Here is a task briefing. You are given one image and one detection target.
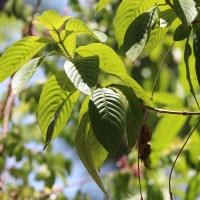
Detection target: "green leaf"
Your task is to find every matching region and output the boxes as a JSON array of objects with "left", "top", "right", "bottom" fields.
[
  {"left": 150, "top": 115, "right": 187, "bottom": 168},
  {"left": 64, "top": 56, "right": 99, "bottom": 95},
  {"left": 115, "top": 0, "right": 157, "bottom": 48},
  {"left": 12, "top": 56, "right": 47, "bottom": 95},
  {"left": 76, "top": 43, "right": 127, "bottom": 74},
  {"left": 65, "top": 18, "right": 107, "bottom": 42},
  {"left": 110, "top": 84, "right": 143, "bottom": 150},
  {"left": 36, "top": 10, "right": 71, "bottom": 30},
  {"left": 173, "top": 24, "right": 192, "bottom": 41},
  {"left": 184, "top": 38, "right": 200, "bottom": 108},
  {"left": 96, "top": 0, "right": 113, "bottom": 12},
  {"left": 75, "top": 112, "right": 108, "bottom": 196},
  {"left": 89, "top": 88, "right": 126, "bottom": 153},
  {"left": 38, "top": 71, "right": 80, "bottom": 148},
  {"left": 145, "top": 9, "right": 177, "bottom": 55},
  {"left": 124, "top": 7, "right": 157, "bottom": 62},
  {"left": 173, "top": 0, "right": 198, "bottom": 26},
  {"left": 0, "top": 36, "right": 48, "bottom": 82}
]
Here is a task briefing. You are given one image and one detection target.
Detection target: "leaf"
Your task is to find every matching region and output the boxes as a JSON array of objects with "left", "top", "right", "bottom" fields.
[
  {"left": 173, "top": 0, "right": 198, "bottom": 26},
  {"left": 89, "top": 88, "right": 126, "bottom": 153},
  {"left": 76, "top": 43, "right": 127, "bottom": 74},
  {"left": 75, "top": 112, "right": 108, "bottom": 196},
  {"left": 173, "top": 24, "right": 192, "bottom": 41},
  {"left": 110, "top": 84, "right": 143, "bottom": 150},
  {"left": 38, "top": 71, "right": 80, "bottom": 148},
  {"left": 12, "top": 56, "right": 47, "bottom": 95},
  {"left": 0, "top": 36, "right": 48, "bottom": 82},
  {"left": 96, "top": 0, "right": 113, "bottom": 12},
  {"left": 64, "top": 56, "right": 99, "bottom": 95},
  {"left": 115, "top": 0, "right": 157, "bottom": 48},
  {"left": 145, "top": 9, "right": 177, "bottom": 55},
  {"left": 124, "top": 7, "right": 157, "bottom": 62},
  {"left": 150, "top": 115, "right": 187, "bottom": 168},
  {"left": 65, "top": 18, "right": 107, "bottom": 42},
  {"left": 184, "top": 38, "right": 200, "bottom": 108},
  {"left": 36, "top": 10, "right": 71, "bottom": 30}
]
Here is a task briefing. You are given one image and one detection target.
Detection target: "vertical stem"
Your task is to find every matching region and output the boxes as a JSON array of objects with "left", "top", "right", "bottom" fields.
[{"left": 138, "top": 151, "right": 143, "bottom": 200}]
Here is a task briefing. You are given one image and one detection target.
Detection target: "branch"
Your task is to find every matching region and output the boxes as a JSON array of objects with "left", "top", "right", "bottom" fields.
[{"left": 142, "top": 105, "right": 200, "bottom": 116}]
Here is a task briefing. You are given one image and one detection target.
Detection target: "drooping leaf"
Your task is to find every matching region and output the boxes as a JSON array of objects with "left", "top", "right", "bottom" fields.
[
  {"left": 150, "top": 115, "right": 187, "bottom": 168},
  {"left": 38, "top": 71, "right": 80, "bottom": 148},
  {"left": 96, "top": 0, "right": 113, "bottom": 12},
  {"left": 12, "top": 56, "right": 47, "bottom": 95},
  {"left": 173, "top": 0, "right": 198, "bottom": 26},
  {"left": 115, "top": 0, "right": 157, "bottom": 48},
  {"left": 173, "top": 24, "right": 192, "bottom": 41},
  {"left": 145, "top": 9, "right": 177, "bottom": 55},
  {"left": 124, "top": 7, "right": 157, "bottom": 62},
  {"left": 76, "top": 43, "right": 127, "bottom": 74},
  {"left": 75, "top": 112, "right": 108, "bottom": 196},
  {"left": 0, "top": 36, "right": 48, "bottom": 82},
  {"left": 89, "top": 88, "right": 126, "bottom": 153},
  {"left": 36, "top": 10, "right": 71, "bottom": 30},
  {"left": 64, "top": 56, "right": 99, "bottom": 95},
  {"left": 65, "top": 18, "right": 107, "bottom": 42},
  {"left": 193, "top": 23, "right": 200, "bottom": 86},
  {"left": 110, "top": 84, "right": 143, "bottom": 150},
  {"left": 184, "top": 38, "right": 200, "bottom": 108}
]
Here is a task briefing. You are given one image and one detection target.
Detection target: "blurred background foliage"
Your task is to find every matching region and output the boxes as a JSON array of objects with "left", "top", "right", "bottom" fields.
[{"left": 0, "top": 0, "right": 200, "bottom": 199}]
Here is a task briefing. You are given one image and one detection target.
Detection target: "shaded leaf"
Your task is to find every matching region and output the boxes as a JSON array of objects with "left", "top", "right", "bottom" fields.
[
  {"left": 173, "top": 24, "right": 192, "bottom": 41},
  {"left": 76, "top": 43, "right": 127, "bottom": 74},
  {"left": 115, "top": 0, "right": 157, "bottom": 47},
  {"left": 173, "top": 0, "right": 198, "bottom": 26},
  {"left": 184, "top": 38, "right": 200, "bottom": 108},
  {"left": 64, "top": 56, "right": 99, "bottom": 95},
  {"left": 96, "top": 0, "right": 113, "bottom": 12},
  {"left": 89, "top": 88, "right": 126, "bottom": 153},
  {"left": 38, "top": 71, "right": 80, "bottom": 148},
  {"left": 124, "top": 7, "right": 157, "bottom": 62},
  {"left": 0, "top": 36, "right": 48, "bottom": 82},
  {"left": 75, "top": 112, "right": 108, "bottom": 196}
]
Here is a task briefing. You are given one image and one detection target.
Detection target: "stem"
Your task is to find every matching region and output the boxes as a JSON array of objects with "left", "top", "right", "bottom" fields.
[
  {"left": 168, "top": 119, "right": 200, "bottom": 200},
  {"left": 165, "top": 0, "right": 174, "bottom": 8},
  {"left": 142, "top": 105, "right": 200, "bottom": 116},
  {"left": 138, "top": 151, "right": 143, "bottom": 200},
  {"left": 151, "top": 42, "right": 174, "bottom": 100}
]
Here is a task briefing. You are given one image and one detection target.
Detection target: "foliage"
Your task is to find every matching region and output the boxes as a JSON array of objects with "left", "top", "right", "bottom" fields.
[{"left": 1, "top": 0, "right": 200, "bottom": 199}]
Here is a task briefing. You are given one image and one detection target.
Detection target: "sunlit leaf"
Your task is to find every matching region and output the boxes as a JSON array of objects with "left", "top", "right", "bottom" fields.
[
  {"left": 89, "top": 88, "right": 126, "bottom": 153},
  {"left": 64, "top": 56, "right": 99, "bottom": 95},
  {"left": 173, "top": 0, "right": 198, "bottom": 26},
  {"left": 76, "top": 43, "right": 127, "bottom": 74},
  {"left": 96, "top": 0, "right": 113, "bottom": 12},
  {"left": 38, "top": 71, "right": 80, "bottom": 148},
  {"left": 115, "top": 0, "right": 157, "bottom": 47},
  {"left": 0, "top": 36, "right": 48, "bottom": 82},
  {"left": 75, "top": 112, "right": 108, "bottom": 196},
  {"left": 124, "top": 7, "right": 157, "bottom": 62}
]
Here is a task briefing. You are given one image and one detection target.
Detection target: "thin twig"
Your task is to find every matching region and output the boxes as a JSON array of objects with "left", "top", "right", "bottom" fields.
[
  {"left": 138, "top": 152, "right": 143, "bottom": 200},
  {"left": 151, "top": 42, "right": 175, "bottom": 100},
  {"left": 168, "top": 119, "right": 200, "bottom": 200},
  {"left": 142, "top": 105, "right": 200, "bottom": 116}
]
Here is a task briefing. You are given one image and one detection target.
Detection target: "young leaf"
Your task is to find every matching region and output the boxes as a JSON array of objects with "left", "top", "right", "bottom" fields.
[
  {"left": 173, "top": 24, "right": 192, "bottom": 41},
  {"left": 89, "top": 88, "right": 126, "bottom": 153},
  {"left": 36, "top": 10, "right": 71, "bottom": 30},
  {"left": 75, "top": 112, "right": 108, "bottom": 196},
  {"left": 76, "top": 43, "right": 127, "bottom": 74},
  {"left": 12, "top": 57, "right": 45, "bottom": 95},
  {"left": 184, "top": 38, "right": 200, "bottom": 108},
  {"left": 64, "top": 56, "right": 99, "bottom": 95},
  {"left": 38, "top": 71, "right": 80, "bottom": 148},
  {"left": 115, "top": 0, "right": 157, "bottom": 48},
  {"left": 0, "top": 36, "right": 48, "bottom": 82},
  {"left": 96, "top": 0, "right": 113, "bottom": 12},
  {"left": 124, "top": 7, "right": 157, "bottom": 62},
  {"left": 65, "top": 18, "right": 107, "bottom": 43},
  {"left": 110, "top": 84, "right": 143, "bottom": 150},
  {"left": 173, "top": 0, "right": 198, "bottom": 26}
]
